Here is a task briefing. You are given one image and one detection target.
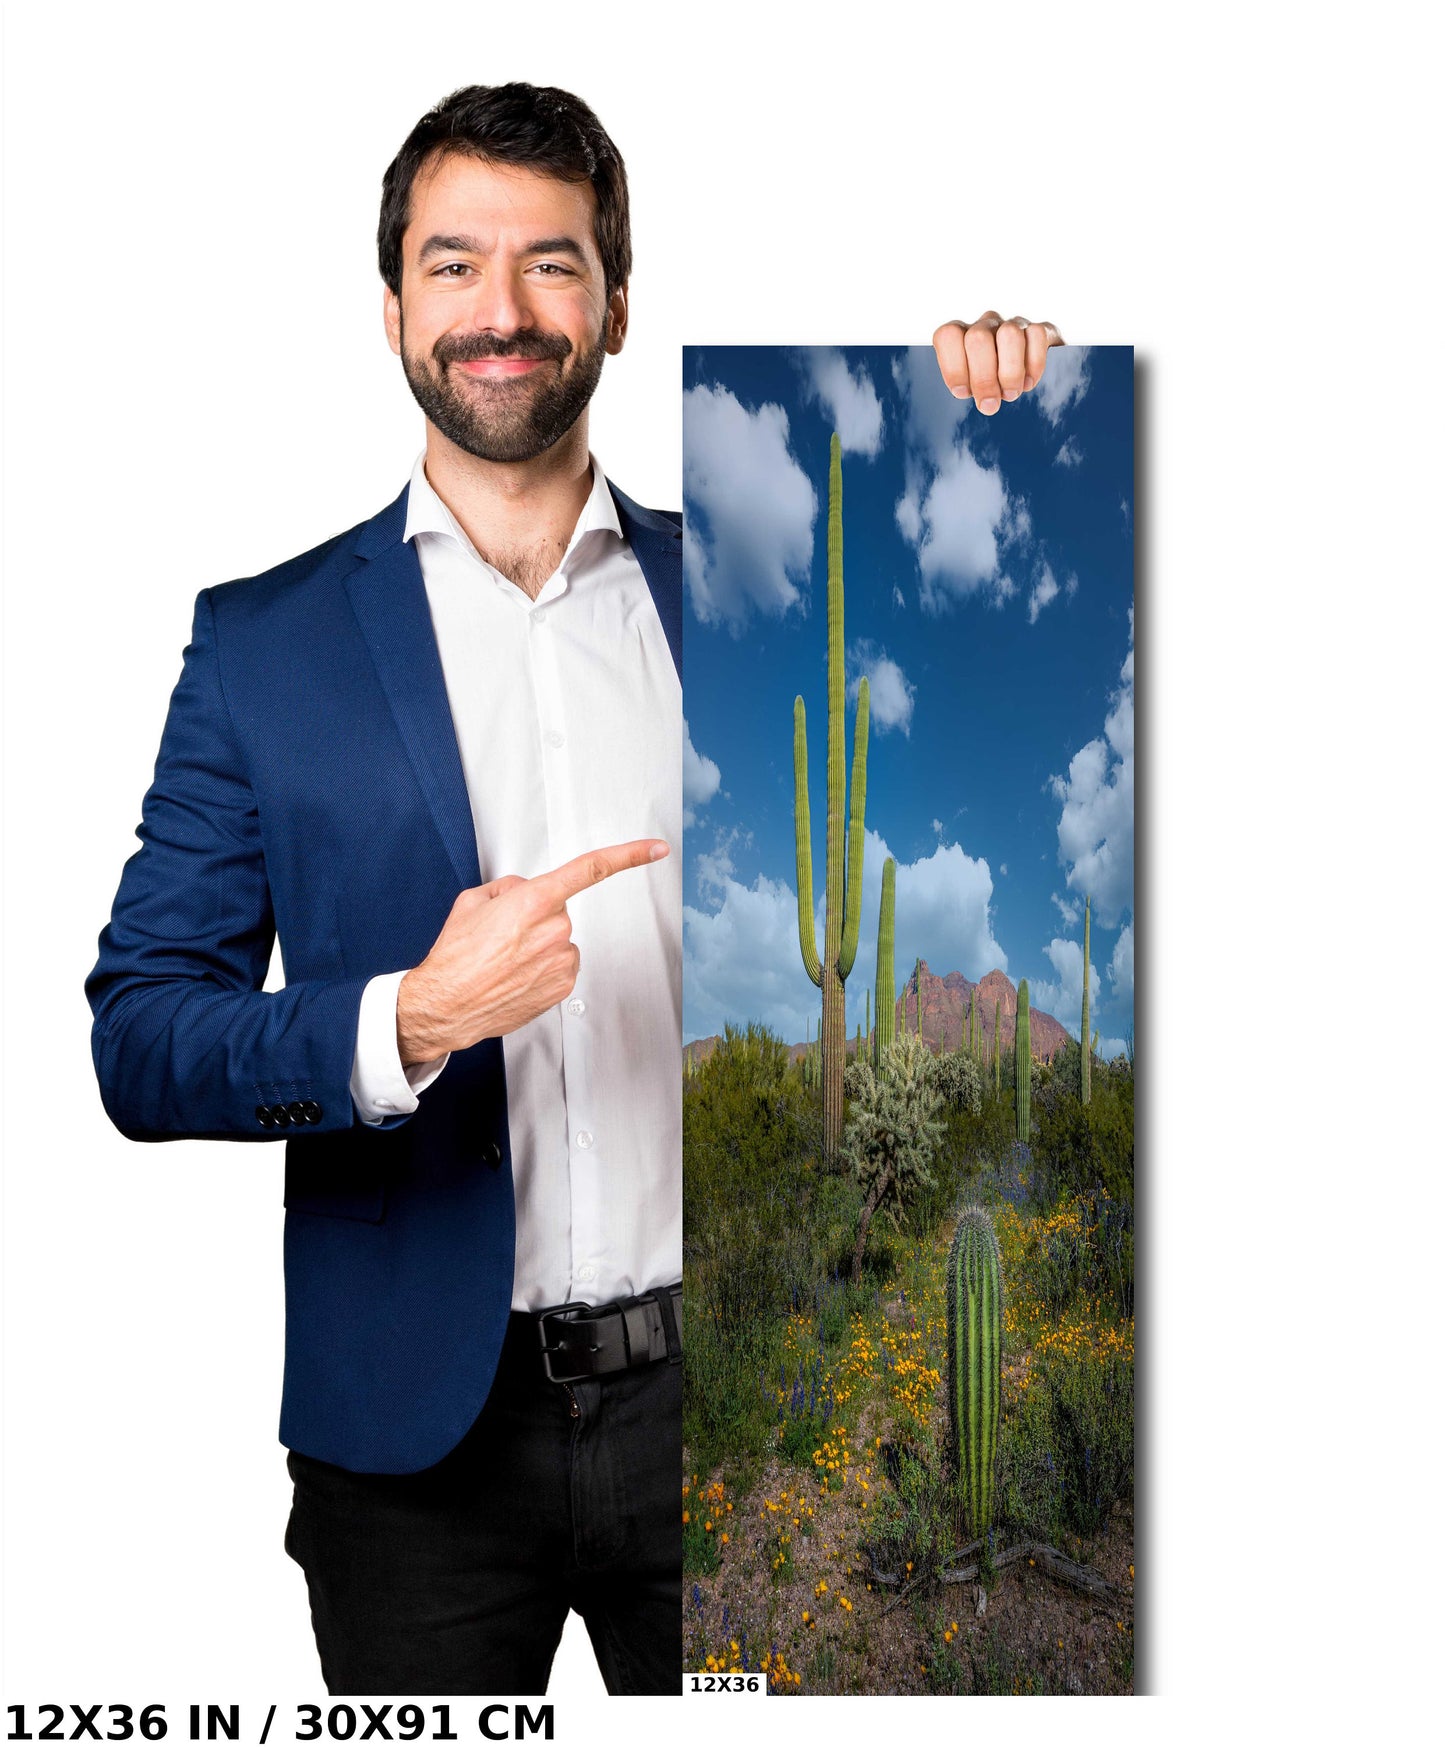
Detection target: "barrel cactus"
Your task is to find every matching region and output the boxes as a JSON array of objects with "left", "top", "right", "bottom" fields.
[{"left": 946, "top": 1206, "right": 1004, "bottom": 1540}]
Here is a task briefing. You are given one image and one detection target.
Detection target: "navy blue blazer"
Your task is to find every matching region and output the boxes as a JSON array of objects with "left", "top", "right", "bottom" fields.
[{"left": 86, "top": 480, "right": 683, "bottom": 1474}]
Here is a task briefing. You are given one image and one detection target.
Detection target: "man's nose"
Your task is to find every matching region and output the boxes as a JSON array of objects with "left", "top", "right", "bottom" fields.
[{"left": 462, "top": 267, "right": 533, "bottom": 338}]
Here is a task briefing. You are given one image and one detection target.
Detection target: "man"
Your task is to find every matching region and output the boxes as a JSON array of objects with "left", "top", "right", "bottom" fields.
[{"left": 86, "top": 81, "right": 1063, "bottom": 1697}]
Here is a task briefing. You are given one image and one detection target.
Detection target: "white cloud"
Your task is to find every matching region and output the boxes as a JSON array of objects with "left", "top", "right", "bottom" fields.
[
  {"left": 1048, "top": 616, "right": 1134, "bottom": 926},
  {"left": 683, "top": 825, "right": 1007, "bottom": 1044},
  {"left": 1026, "top": 562, "right": 1078, "bottom": 624},
  {"left": 847, "top": 639, "right": 915, "bottom": 736},
  {"left": 891, "top": 584, "right": 906, "bottom": 610},
  {"left": 931, "top": 819, "right": 944, "bottom": 837},
  {"left": 890, "top": 347, "right": 1035, "bottom": 615},
  {"left": 1000, "top": 863, "right": 1008, "bottom": 877},
  {"left": 1034, "top": 345, "right": 1092, "bottom": 426},
  {"left": 1029, "top": 937, "right": 1101, "bottom": 1038},
  {"left": 1055, "top": 436, "right": 1084, "bottom": 468},
  {"left": 1109, "top": 923, "right": 1134, "bottom": 1003},
  {"left": 908, "top": 445, "right": 1012, "bottom": 613},
  {"left": 795, "top": 348, "right": 885, "bottom": 457},
  {"left": 682, "top": 384, "right": 817, "bottom": 634},
  {"left": 683, "top": 872, "right": 820, "bottom": 1045},
  {"left": 1052, "top": 891, "right": 1082, "bottom": 928},
  {"left": 682, "top": 719, "right": 720, "bottom": 829}
]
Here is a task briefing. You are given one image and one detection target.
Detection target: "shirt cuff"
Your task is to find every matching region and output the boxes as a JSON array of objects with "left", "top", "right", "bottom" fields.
[{"left": 350, "top": 969, "right": 450, "bottom": 1126}]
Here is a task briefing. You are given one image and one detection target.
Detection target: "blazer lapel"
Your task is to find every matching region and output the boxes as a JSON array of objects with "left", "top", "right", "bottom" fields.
[
  {"left": 610, "top": 484, "right": 683, "bottom": 685},
  {"left": 345, "top": 487, "right": 482, "bottom": 894}
]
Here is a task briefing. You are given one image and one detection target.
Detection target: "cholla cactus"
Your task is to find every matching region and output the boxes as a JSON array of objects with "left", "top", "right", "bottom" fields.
[
  {"left": 946, "top": 1206, "right": 1004, "bottom": 1539},
  {"left": 840, "top": 1031, "right": 943, "bottom": 1284}
]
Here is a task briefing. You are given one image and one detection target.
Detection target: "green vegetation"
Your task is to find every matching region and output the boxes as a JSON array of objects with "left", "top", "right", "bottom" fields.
[{"left": 683, "top": 1001, "right": 1134, "bottom": 1695}]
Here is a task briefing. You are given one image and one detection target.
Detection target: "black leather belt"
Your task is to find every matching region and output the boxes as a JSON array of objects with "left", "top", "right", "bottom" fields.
[{"left": 534, "top": 1284, "right": 683, "bottom": 1384}]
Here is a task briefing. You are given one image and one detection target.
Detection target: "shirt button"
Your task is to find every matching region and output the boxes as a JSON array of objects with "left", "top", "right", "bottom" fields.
[
  {"left": 575, "top": 1129, "right": 594, "bottom": 1150},
  {"left": 567, "top": 997, "right": 586, "bottom": 1017},
  {"left": 545, "top": 729, "right": 565, "bottom": 749},
  {"left": 576, "top": 1263, "right": 597, "bottom": 1284}
]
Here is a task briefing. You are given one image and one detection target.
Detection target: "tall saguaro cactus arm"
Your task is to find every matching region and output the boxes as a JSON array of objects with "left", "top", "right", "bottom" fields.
[
  {"left": 875, "top": 859, "right": 897, "bottom": 1056},
  {"left": 790, "top": 433, "right": 872, "bottom": 1161},
  {"left": 793, "top": 698, "right": 822, "bottom": 987},
  {"left": 838, "top": 680, "right": 869, "bottom": 980}
]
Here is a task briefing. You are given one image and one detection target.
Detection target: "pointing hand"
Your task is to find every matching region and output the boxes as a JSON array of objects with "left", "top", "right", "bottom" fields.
[{"left": 396, "top": 839, "right": 671, "bottom": 1065}]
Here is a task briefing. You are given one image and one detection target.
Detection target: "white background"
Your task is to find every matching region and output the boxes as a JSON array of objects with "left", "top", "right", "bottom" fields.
[{"left": 2, "top": 1, "right": 1439, "bottom": 1739}]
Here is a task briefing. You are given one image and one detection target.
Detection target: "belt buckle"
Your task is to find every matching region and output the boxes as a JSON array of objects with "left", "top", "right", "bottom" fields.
[{"left": 537, "top": 1299, "right": 592, "bottom": 1384}]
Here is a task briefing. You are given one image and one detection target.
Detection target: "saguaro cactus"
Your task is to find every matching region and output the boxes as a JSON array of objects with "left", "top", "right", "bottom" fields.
[
  {"left": 946, "top": 1206, "right": 1004, "bottom": 1540},
  {"left": 916, "top": 960, "right": 924, "bottom": 1040},
  {"left": 1080, "top": 895, "right": 1092, "bottom": 1106},
  {"left": 875, "top": 859, "right": 896, "bottom": 1062},
  {"left": 993, "top": 997, "right": 1001, "bottom": 1096},
  {"left": 794, "top": 434, "right": 870, "bottom": 1160},
  {"left": 1015, "top": 979, "right": 1031, "bottom": 1142}
]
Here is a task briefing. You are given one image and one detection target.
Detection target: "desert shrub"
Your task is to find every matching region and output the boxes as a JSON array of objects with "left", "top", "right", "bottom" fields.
[
  {"left": 931, "top": 1050, "right": 982, "bottom": 1115},
  {"left": 865, "top": 1445, "right": 959, "bottom": 1581},
  {"left": 997, "top": 1346, "right": 1133, "bottom": 1542},
  {"left": 684, "top": 1024, "right": 826, "bottom": 1468},
  {"left": 1031, "top": 1077, "right": 1134, "bottom": 1207}
]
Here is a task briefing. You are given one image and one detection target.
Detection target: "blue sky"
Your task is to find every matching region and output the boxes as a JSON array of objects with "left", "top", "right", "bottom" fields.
[{"left": 681, "top": 344, "right": 1133, "bottom": 1056}]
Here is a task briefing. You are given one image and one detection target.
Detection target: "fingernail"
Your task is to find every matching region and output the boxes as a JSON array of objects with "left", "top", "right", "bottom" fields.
[
  {"left": 950, "top": 385, "right": 970, "bottom": 399},
  {"left": 979, "top": 397, "right": 1000, "bottom": 415},
  {"left": 650, "top": 843, "right": 671, "bottom": 860},
  {"left": 1004, "top": 389, "right": 1020, "bottom": 402}
]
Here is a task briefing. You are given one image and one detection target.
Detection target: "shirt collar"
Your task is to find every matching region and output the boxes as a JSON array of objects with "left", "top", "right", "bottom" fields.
[{"left": 402, "top": 450, "right": 623, "bottom": 567}]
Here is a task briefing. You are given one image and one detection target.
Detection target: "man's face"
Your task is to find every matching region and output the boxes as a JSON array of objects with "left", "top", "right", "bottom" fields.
[{"left": 384, "top": 150, "right": 627, "bottom": 464}]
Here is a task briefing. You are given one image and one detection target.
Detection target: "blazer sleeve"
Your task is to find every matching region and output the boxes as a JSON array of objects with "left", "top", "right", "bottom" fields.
[{"left": 85, "top": 587, "right": 390, "bottom": 1142}]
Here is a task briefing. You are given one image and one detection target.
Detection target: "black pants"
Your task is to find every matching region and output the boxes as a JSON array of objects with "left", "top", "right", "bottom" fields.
[{"left": 284, "top": 1313, "right": 682, "bottom": 1695}]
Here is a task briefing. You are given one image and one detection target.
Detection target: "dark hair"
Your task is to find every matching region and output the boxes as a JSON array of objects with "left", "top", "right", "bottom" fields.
[{"left": 377, "top": 83, "right": 631, "bottom": 301}]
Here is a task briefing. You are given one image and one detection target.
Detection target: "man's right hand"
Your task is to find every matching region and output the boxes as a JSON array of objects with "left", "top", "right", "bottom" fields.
[{"left": 395, "top": 839, "right": 671, "bottom": 1066}]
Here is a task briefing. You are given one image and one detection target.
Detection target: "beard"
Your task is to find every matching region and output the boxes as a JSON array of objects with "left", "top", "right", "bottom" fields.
[{"left": 399, "top": 313, "right": 608, "bottom": 464}]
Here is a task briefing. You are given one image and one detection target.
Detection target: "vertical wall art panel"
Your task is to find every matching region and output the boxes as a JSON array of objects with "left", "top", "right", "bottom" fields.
[{"left": 682, "top": 345, "right": 1135, "bottom": 1695}]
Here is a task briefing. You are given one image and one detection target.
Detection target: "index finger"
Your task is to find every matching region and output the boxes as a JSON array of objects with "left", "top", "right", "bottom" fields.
[{"left": 532, "top": 838, "right": 671, "bottom": 904}]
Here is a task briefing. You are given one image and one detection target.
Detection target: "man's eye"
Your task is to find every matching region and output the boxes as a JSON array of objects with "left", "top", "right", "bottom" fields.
[
  {"left": 433, "top": 263, "right": 472, "bottom": 278},
  {"left": 532, "top": 263, "right": 572, "bottom": 277}
]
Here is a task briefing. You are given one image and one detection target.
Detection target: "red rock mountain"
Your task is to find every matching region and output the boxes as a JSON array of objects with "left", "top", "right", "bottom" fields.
[{"left": 683, "top": 964, "right": 1070, "bottom": 1068}]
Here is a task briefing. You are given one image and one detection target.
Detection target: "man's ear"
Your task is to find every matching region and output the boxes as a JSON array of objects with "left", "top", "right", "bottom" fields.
[
  {"left": 383, "top": 284, "right": 402, "bottom": 357},
  {"left": 605, "top": 280, "right": 629, "bottom": 355}
]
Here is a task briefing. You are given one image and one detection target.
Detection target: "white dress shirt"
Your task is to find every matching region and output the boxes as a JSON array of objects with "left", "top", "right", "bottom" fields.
[{"left": 348, "top": 452, "right": 682, "bottom": 1311}]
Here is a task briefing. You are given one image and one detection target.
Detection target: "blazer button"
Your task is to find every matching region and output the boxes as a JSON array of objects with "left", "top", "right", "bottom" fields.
[
  {"left": 270, "top": 1103, "right": 292, "bottom": 1127},
  {"left": 482, "top": 1140, "right": 502, "bottom": 1169},
  {"left": 256, "top": 1105, "right": 275, "bottom": 1128},
  {"left": 300, "top": 1100, "right": 322, "bottom": 1124},
  {"left": 287, "top": 1101, "right": 308, "bottom": 1125}
]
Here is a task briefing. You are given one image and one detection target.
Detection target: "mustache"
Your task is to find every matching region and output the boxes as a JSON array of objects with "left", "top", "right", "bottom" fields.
[{"left": 435, "top": 332, "right": 573, "bottom": 366}]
